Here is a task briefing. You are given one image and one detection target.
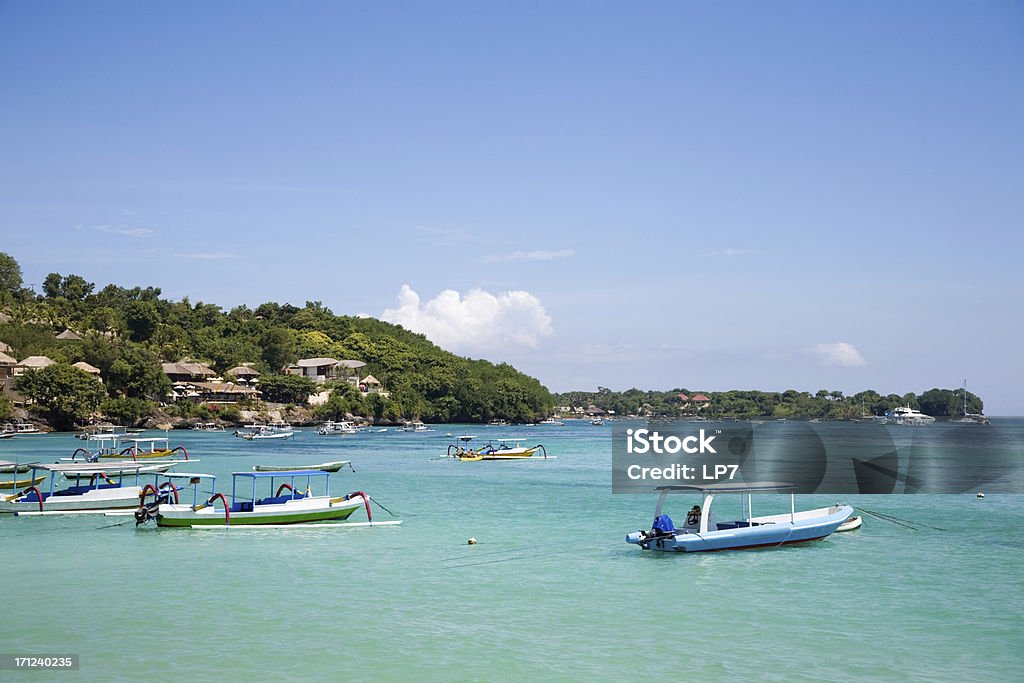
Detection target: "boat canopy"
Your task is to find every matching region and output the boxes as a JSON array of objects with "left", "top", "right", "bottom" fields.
[
  {"left": 34, "top": 462, "right": 154, "bottom": 474},
  {"left": 232, "top": 469, "right": 331, "bottom": 479},
  {"left": 654, "top": 481, "right": 796, "bottom": 493},
  {"left": 160, "top": 472, "right": 216, "bottom": 480}
]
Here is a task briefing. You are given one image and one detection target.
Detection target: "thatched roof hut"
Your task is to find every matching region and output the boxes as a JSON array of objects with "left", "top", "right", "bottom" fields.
[
  {"left": 72, "top": 361, "right": 102, "bottom": 375},
  {"left": 56, "top": 329, "right": 82, "bottom": 341},
  {"left": 17, "top": 355, "right": 56, "bottom": 370},
  {"left": 0, "top": 351, "right": 16, "bottom": 365},
  {"left": 361, "top": 374, "right": 381, "bottom": 385},
  {"left": 227, "top": 365, "right": 261, "bottom": 377}
]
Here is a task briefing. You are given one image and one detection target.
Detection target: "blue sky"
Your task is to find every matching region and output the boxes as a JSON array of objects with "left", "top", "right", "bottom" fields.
[{"left": 1, "top": 2, "right": 1021, "bottom": 411}]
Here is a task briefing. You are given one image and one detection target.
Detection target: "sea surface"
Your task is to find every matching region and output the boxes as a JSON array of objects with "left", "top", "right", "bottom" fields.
[{"left": 1, "top": 420, "right": 1022, "bottom": 681}]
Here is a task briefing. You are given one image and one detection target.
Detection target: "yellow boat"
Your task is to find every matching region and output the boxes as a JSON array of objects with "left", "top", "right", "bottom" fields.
[
  {"left": 447, "top": 436, "right": 548, "bottom": 461},
  {"left": 1, "top": 474, "right": 47, "bottom": 490},
  {"left": 97, "top": 437, "right": 188, "bottom": 460}
]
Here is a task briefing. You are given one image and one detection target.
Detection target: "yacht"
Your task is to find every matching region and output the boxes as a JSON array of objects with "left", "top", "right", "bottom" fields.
[{"left": 884, "top": 406, "right": 935, "bottom": 425}]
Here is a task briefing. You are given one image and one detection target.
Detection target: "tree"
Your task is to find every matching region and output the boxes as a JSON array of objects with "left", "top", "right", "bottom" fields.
[
  {"left": 15, "top": 364, "right": 107, "bottom": 429},
  {"left": 42, "top": 272, "right": 62, "bottom": 299},
  {"left": 0, "top": 252, "right": 23, "bottom": 302},
  {"left": 260, "top": 327, "right": 296, "bottom": 372},
  {"left": 258, "top": 374, "right": 316, "bottom": 404}
]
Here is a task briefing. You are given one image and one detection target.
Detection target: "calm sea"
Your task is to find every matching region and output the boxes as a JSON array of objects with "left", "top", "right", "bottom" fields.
[{"left": 2, "top": 420, "right": 1022, "bottom": 681}]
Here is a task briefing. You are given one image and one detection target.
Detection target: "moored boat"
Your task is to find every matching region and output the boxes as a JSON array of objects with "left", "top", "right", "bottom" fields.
[
  {"left": 317, "top": 420, "right": 359, "bottom": 435},
  {"left": 97, "top": 437, "right": 188, "bottom": 460},
  {"left": 1, "top": 462, "right": 182, "bottom": 514},
  {"left": 625, "top": 483, "right": 852, "bottom": 552},
  {"left": 447, "top": 436, "right": 549, "bottom": 461},
  {"left": 883, "top": 406, "right": 935, "bottom": 425},
  {"left": 135, "top": 469, "right": 383, "bottom": 528},
  {"left": 253, "top": 461, "right": 352, "bottom": 473}
]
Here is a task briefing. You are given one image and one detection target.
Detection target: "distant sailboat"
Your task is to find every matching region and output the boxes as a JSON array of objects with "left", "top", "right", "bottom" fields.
[{"left": 951, "top": 379, "right": 990, "bottom": 425}]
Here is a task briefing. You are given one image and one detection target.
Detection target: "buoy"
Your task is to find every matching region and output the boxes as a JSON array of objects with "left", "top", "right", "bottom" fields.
[
  {"left": 467, "top": 537, "right": 477, "bottom": 545},
  {"left": 977, "top": 492, "right": 985, "bottom": 499}
]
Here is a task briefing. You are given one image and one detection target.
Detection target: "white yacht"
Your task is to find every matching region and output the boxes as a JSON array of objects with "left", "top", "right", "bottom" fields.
[{"left": 884, "top": 406, "right": 935, "bottom": 425}]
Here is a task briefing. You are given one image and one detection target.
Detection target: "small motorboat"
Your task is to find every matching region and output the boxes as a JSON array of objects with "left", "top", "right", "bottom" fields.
[{"left": 626, "top": 483, "right": 852, "bottom": 553}]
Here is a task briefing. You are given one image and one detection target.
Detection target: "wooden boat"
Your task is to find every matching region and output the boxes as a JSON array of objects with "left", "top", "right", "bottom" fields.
[
  {"left": 0, "top": 462, "right": 182, "bottom": 514},
  {"left": 253, "top": 461, "right": 352, "bottom": 473},
  {"left": 135, "top": 469, "right": 382, "bottom": 528},
  {"left": 0, "top": 461, "right": 46, "bottom": 490},
  {"left": 626, "top": 483, "right": 852, "bottom": 553},
  {"left": 447, "top": 436, "right": 549, "bottom": 461},
  {"left": 96, "top": 437, "right": 188, "bottom": 460}
]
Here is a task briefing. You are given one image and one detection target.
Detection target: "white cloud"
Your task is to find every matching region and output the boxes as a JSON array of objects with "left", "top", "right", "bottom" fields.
[
  {"left": 173, "top": 251, "right": 241, "bottom": 260},
  {"left": 708, "top": 248, "right": 757, "bottom": 257},
  {"left": 93, "top": 225, "right": 155, "bottom": 237},
  {"left": 381, "top": 285, "right": 553, "bottom": 354},
  {"left": 811, "top": 342, "right": 866, "bottom": 367},
  {"left": 484, "top": 249, "right": 575, "bottom": 262}
]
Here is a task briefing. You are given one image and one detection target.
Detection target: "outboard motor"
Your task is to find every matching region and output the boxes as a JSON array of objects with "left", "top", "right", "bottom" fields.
[{"left": 135, "top": 492, "right": 169, "bottom": 526}]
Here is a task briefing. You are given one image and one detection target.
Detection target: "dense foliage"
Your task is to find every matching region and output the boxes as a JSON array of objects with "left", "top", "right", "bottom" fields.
[
  {"left": 14, "top": 364, "right": 107, "bottom": 429},
  {"left": 554, "top": 386, "right": 985, "bottom": 419},
  {"left": 0, "top": 253, "right": 554, "bottom": 423}
]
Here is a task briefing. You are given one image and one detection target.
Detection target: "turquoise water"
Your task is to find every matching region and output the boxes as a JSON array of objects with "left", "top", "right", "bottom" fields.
[{"left": 2, "top": 422, "right": 1022, "bottom": 681}]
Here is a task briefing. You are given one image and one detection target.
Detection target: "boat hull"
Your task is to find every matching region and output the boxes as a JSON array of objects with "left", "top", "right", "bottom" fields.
[
  {"left": 0, "top": 474, "right": 47, "bottom": 490},
  {"left": 635, "top": 505, "right": 852, "bottom": 553},
  {"left": 1, "top": 486, "right": 142, "bottom": 513},
  {"left": 154, "top": 496, "right": 363, "bottom": 527}
]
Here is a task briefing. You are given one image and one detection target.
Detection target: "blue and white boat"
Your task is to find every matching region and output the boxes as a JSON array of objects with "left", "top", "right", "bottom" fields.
[
  {"left": 0, "top": 462, "right": 184, "bottom": 515},
  {"left": 626, "top": 483, "right": 852, "bottom": 552}
]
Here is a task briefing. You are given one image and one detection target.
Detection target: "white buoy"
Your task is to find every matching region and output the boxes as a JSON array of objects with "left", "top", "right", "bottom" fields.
[
  {"left": 467, "top": 537, "right": 477, "bottom": 545},
  {"left": 977, "top": 492, "right": 985, "bottom": 499}
]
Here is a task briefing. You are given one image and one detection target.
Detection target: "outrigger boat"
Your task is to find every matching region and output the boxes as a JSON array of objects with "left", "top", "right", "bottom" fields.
[
  {"left": 399, "top": 420, "right": 431, "bottom": 432},
  {"left": 626, "top": 483, "right": 852, "bottom": 553},
  {"left": 67, "top": 435, "right": 189, "bottom": 461},
  {"left": 135, "top": 469, "right": 391, "bottom": 528},
  {"left": 0, "top": 461, "right": 45, "bottom": 490},
  {"left": 447, "top": 436, "right": 549, "bottom": 461},
  {"left": 1, "top": 462, "right": 183, "bottom": 514}
]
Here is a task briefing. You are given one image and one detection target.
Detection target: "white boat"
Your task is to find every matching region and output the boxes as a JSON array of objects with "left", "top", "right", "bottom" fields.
[
  {"left": 253, "top": 461, "right": 352, "bottom": 473},
  {"left": 950, "top": 380, "right": 991, "bottom": 424},
  {"left": 837, "top": 515, "right": 862, "bottom": 532},
  {"left": 400, "top": 421, "right": 431, "bottom": 432},
  {"left": 590, "top": 420, "right": 605, "bottom": 426},
  {"left": 192, "top": 422, "right": 225, "bottom": 432},
  {"left": 0, "top": 422, "right": 45, "bottom": 435},
  {"left": 883, "top": 406, "right": 935, "bottom": 425},
  {"left": 76, "top": 424, "right": 130, "bottom": 440},
  {"left": 317, "top": 420, "right": 359, "bottom": 435},
  {"left": 236, "top": 424, "right": 295, "bottom": 440},
  {"left": 538, "top": 418, "right": 564, "bottom": 426},
  {"left": 487, "top": 419, "right": 508, "bottom": 427},
  {"left": 0, "top": 462, "right": 181, "bottom": 514},
  {"left": 626, "top": 483, "right": 852, "bottom": 553}
]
